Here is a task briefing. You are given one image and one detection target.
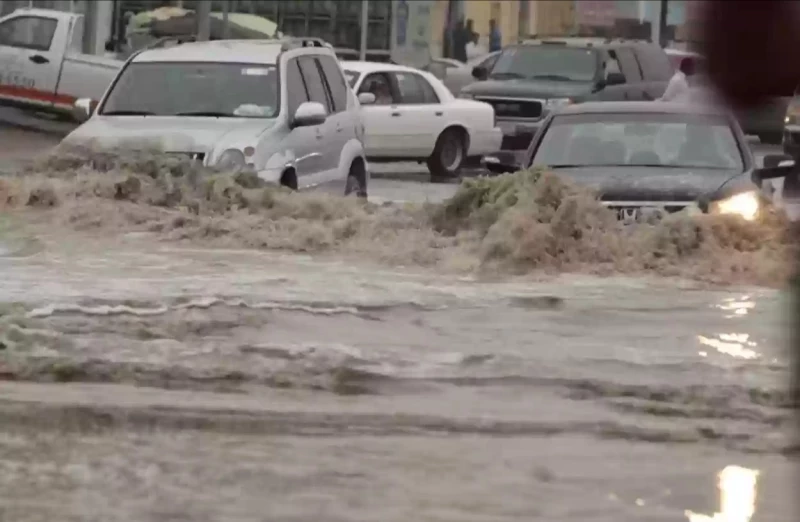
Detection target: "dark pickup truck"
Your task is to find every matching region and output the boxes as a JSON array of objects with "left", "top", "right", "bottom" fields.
[{"left": 459, "top": 38, "right": 673, "bottom": 159}]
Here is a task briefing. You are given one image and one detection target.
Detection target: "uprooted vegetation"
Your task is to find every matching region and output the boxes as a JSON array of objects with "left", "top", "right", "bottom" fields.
[{"left": 0, "top": 144, "right": 795, "bottom": 286}]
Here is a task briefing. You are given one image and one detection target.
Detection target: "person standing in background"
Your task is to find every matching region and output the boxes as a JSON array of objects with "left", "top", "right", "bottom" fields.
[
  {"left": 489, "top": 18, "right": 502, "bottom": 52},
  {"left": 452, "top": 18, "right": 468, "bottom": 62},
  {"left": 659, "top": 57, "right": 695, "bottom": 102}
]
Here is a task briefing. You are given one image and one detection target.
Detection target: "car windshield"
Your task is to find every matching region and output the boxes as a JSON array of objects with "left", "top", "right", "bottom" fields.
[
  {"left": 100, "top": 62, "right": 279, "bottom": 118},
  {"left": 344, "top": 70, "right": 359, "bottom": 88},
  {"left": 489, "top": 46, "right": 598, "bottom": 82},
  {"left": 531, "top": 112, "right": 744, "bottom": 171}
]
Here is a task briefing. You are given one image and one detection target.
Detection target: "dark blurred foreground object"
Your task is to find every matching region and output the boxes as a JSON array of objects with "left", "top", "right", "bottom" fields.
[{"left": 700, "top": 0, "right": 800, "bottom": 109}]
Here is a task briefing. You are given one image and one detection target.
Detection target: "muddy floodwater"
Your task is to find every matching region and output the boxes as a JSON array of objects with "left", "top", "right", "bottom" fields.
[{"left": 0, "top": 223, "right": 795, "bottom": 522}]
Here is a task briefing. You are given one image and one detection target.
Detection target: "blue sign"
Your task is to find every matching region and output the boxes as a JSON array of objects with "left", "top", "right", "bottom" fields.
[{"left": 396, "top": 0, "right": 409, "bottom": 46}]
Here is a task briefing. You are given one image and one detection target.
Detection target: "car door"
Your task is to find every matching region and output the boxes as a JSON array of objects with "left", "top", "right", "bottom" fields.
[
  {"left": 296, "top": 55, "right": 333, "bottom": 181},
  {"left": 595, "top": 50, "right": 629, "bottom": 102},
  {"left": 633, "top": 44, "right": 674, "bottom": 101},
  {"left": 614, "top": 47, "right": 646, "bottom": 100},
  {"left": 0, "top": 14, "right": 61, "bottom": 108},
  {"left": 384, "top": 70, "right": 441, "bottom": 156},
  {"left": 354, "top": 71, "right": 396, "bottom": 156},
  {"left": 315, "top": 54, "right": 353, "bottom": 176},
  {"left": 284, "top": 57, "right": 321, "bottom": 180}
]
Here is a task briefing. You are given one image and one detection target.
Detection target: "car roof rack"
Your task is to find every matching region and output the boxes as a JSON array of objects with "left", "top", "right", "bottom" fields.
[
  {"left": 145, "top": 34, "right": 198, "bottom": 50},
  {"left": 279, "top": 37, "right": 333, "bottom": 52}
]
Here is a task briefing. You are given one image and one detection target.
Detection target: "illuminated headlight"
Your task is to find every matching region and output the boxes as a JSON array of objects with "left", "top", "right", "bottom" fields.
[
  {"left": 711, "top": 191, "right": 760, "bottom": 221},
  {"left": 545, "top": 98, "right": 572, "bottom": 107},
  {"left": 216, "top": 148, "right": 246, "bottom": 171}
]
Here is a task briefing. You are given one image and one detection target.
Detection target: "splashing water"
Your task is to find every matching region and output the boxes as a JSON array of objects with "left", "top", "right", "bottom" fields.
[{"left": 0, "top": 143, "right": 795, "bottom": 286}]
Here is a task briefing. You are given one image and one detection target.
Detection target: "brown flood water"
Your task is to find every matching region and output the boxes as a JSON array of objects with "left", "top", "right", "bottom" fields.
[{"left": 0, "top": 223, "right": 795, "bottom": 522}]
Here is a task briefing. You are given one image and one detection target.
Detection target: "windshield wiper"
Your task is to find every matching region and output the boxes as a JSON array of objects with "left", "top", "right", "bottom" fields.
[
  {"left": 488, "top": 72, "right": 525, "bottom": 79},
  {"left": 101, "top": 110, "right": 155, "bottom": 116},
  {"left": 174, "top": 111, "right": 232, "bottom": 117},
  {"left": 531, "top": 74, "right": 574, "bottom": 81}
]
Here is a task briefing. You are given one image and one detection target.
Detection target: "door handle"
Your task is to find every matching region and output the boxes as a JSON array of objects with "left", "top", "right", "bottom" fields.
[
  {"left": 29, "top": 54, "right": 49, "bottom": 64},
  {"left": 391, "top": 112, "right": 401, "bottom": 117},
  {"left": 434, "top": 111, "right": 443, "bottom": 116}
]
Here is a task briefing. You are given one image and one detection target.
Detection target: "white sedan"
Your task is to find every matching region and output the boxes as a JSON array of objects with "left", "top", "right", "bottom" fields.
[{"left": 341, "top": 61, "right": 502, "bottom": 182}]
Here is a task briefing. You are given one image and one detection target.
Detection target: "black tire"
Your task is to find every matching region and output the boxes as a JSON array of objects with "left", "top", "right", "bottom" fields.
[
  {"left": 427, "top": 128, "right": 466, "bottom": 183},
  {"left": 344, "top": 159, "right": 368, "bottom": 199},
  {"left": 759, "top": 132, "right": 783, "bottom": 145}
]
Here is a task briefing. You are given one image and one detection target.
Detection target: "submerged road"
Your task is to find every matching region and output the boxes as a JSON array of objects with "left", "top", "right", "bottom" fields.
[{"left": 0, "top": 109, "right": 794, "bottom": 521}]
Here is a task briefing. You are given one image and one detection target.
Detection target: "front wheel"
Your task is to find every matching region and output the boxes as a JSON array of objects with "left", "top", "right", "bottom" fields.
[
  {"left": 427, "top": 128, "right": 465, "bottom": 183},
  {"left": 344, "top": 159, "right": 368, "bottom": 198}
]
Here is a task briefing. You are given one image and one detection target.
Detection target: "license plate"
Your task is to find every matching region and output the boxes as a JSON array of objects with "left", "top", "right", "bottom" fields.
[{"left": 617, "top": 206, "right": 664, "bottom": 223}]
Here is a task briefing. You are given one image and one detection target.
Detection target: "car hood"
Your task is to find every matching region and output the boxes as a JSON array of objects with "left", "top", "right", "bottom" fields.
[
  {"left": 463, "top": 79, "right": 594, "bottom": 99},
  {"left": 64, "top": 116, "right": 276, "bottom": 153},
  {"left": 545, "top": 166, "right": 748, "bottom": 202}
]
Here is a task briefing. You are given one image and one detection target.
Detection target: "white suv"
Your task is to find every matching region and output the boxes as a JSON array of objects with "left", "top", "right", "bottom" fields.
[{"left": 66, "top": 37, "right": 369, "bottom": 197}]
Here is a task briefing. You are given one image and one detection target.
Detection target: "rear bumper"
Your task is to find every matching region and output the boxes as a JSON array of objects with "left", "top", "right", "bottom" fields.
[
  {"left": 467, "top": 127, "right": 503, "bottom": 156},
  {"left": 496, "top": 118, "right": 542, "bottom": 151}
]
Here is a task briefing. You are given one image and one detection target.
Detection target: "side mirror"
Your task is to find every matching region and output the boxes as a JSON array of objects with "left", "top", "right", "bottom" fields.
[
  {"left": 291, "top": 101, "right": 327, "bottom": 128},
  {"left": 73, "top": 98, "right": 96, "bottom": 123},
  {"left": 752, "top": 163, "right": 797, "bottom": 183},
  {"left": 472, "top": 66, "right": 488, "bottom": 81},
  {"left": 762, "top": 153, "right": 794, "bottom": 168},
  {"left": 605, "top": 72, "right": 626, "bottom": 86},
  {"left": 357, "top": 92, "right": 376, "bottom": 105},
  {"left": 481, "top": 153, "right": 519, "bottom": 175}
]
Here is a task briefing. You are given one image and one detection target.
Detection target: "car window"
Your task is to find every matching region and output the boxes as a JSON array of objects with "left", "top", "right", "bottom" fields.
[
  {"left": 480, "top": 52, "right": 500, "bottom": 72},
  {"left": 358, "top": 72, "right": 397, "bottom": 105},
  {"left": 604, "top": 51, "right": 624, "bottom": 81},
  {"left": 316, "top": 55, "right": 348, "bottom": 113},
  {"left": 0, "top": 15, "right": 56, "bottom": 51},
  {"left": 490, "top": 46, "right": 598, "bottom": 82},
  {"left": 344, "top": 70, "right": 360, "bottom": 88},
  {"left": 286, "top": 58, "right": 309, "bottom": 117},
  {"left": 614, "top": 48, "right": 642, "bottom": 82},
  {"left": 391, "top": 72, "right": 439, "bottom": 104},
  {"left": 298, "top": 56, "right": 332, "bottom": 113},
  {"left": 100, "top": 62, "right": 280, "bottom": 118},
  {"left": 531, "top": 113, "right": 743, "bottom": 171},
  {"left": 634, "top": 45, "right": 673, "bottom": 81},
  {"left": 392, "top": 72, "right": 435, "bottom": 104}
]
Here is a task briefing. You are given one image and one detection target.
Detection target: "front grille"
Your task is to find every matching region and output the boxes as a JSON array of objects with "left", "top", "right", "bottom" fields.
[
  {"left": 784, "top": 130, "right": 800, "bottom": 145},
  {"left": 166, "top": 152, "right": 206, "bottom": 163},
  {"left": 476, "top": 98, "right": 543, "bottom": 119},
  {"left": 501, "top": 134, "right": 534, "bottom": 151}
]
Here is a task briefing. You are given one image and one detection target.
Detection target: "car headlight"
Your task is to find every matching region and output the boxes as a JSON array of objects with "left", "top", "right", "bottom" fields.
[
  {"left": 545, "top": 98, "right": 572, "bottom": 107},
  {"left": 711, "top": 191, "right": 760, "bottom": 221},
  {"left": 216, "top": 148, "right": 246, "bottom": 171}
]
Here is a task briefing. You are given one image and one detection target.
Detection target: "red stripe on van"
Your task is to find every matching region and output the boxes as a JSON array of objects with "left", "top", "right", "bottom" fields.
[{"left": 0, "top": 85, "right": 76, "bottom": 106}]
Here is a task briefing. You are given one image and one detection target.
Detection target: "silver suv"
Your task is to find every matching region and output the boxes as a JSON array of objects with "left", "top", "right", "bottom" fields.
[{"left": 67, "top": 37, "right": 369, "bottom": 197}]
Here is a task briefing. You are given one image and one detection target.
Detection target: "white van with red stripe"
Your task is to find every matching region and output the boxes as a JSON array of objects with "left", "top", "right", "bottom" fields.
[{"left": 0, "top": 7, "right": 120, "bottom": 118}]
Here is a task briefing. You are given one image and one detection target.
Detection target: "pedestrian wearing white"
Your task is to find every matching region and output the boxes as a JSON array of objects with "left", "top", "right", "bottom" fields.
[{"left": 660, "top": 57, "right": 695, "bottom": 102}]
